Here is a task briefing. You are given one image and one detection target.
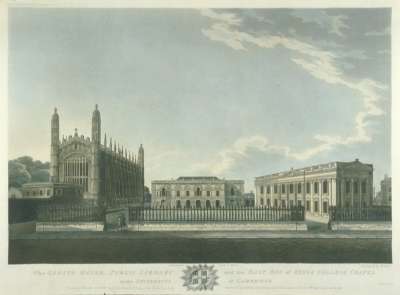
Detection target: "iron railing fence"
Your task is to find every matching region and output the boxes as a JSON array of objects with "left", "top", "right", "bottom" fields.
[
  {"left": 129, "top": 206, "right": 305, "bottom": 223},
  {"left": 37, "top": 204, "right": 102, "bottom": 222},
  {"left": 329, "top": 206, "right": 391, "bottom": 222},
  {"left": 36, "top": 204, "right": 305, "bottom": 223}
]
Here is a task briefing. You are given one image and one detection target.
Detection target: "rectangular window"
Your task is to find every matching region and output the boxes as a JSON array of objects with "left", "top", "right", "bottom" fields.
[
  {"left": 177, "top": 190, "right": 180, "bottom": 197},
  {"left": 216, "top": 191, "right": 220, "bottom": 196},
  {"left": 354, "top": 182, "right": 359, "bottom": 194},
  {"left": 274, "top": 184, "right": 278, "bottom": 194},
  {"left": 323, "top": 201, "right": 328, "bottom": 213},
  {"left": 297, "top": 200, "right": 302, "bottom": 207},
  {"left": 289, "top": 184, "right": 294, "bottom": 194},
  {"left": 345, "top": 181, "right": 351, "bottom": 194},
  {"left": 361, "top": 181, "right": 367, "bottom": 194},
  {"left": 297, "top": 183, "right": 302, "bottom": 194},
  {"left": 186, "top": 191, "right": 190, "bottom": 197},
  {"left": 274, "top": 199, "right": 278, "bottom": 208},
  {"left": 267, "top": 185, "right": 270, "bottom": 194},
  {"left": 314, "top": 201, "right": 319, "bottom": 212},
  {"left": 314, "top": 182, "right": 319, "bottom": 194},
  {"left": 260, "top": 186, "right": 264, "bottom": 194},
  {"left": 207, "top": 191, "right": 210, "bottom": 197},
  {"left": 306, "top": 182, "right": 310, "bottom": 194},
  {"left": 323, "top": 181, "right": 328, "bottom": 194},
  {"left": 281, "top": 184, "right": 286, "bottom": 194},
  {"left": 290, "top": 200, "right": 294, "bottom": 208},
  {"left": 306, "top": 200, "right": 310, "bottom": 211},
  {"left": 281, "top": 200, "right": 286, "bottom": 208}
]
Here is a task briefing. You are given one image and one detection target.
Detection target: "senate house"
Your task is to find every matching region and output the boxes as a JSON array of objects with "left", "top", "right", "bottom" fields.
[{"left": 254, "top": 159, "right": 374, "bottom": 216}]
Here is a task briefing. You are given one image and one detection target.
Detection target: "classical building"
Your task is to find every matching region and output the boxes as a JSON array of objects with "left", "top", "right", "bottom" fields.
[
  {"left": 255, "top": 159, "right": 373, "bottom": 216},
  {"left": 375, "top": 174, "right": 391, "bottom": 206},
  {"left": 243, "top": 192, "right": 255, "bottom": 207},
  {"left": 144, "top": 186, "right": 152, "bottom": 208},
  {"left": 25, "top": 105, "right": 145, "bottom": 206},
  {"left": 151, "top": 176, "right": 244, "bottom": 208}
]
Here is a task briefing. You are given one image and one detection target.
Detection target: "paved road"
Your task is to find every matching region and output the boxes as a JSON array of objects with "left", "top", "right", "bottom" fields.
[{"left": 11, "top": 230, "right": 392, "bottom": 240}]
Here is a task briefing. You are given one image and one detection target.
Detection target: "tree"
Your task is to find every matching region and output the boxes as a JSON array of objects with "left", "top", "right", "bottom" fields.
[{"left": 8, "top": 160, "right": 31, "bottom": 187}]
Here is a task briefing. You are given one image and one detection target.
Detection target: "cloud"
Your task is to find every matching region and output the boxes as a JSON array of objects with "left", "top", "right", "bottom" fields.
[
  {"left": 200, "top": 9, "right": 242, "bottom": 27},
  {"left": 378, "top": 49, "right": 390, "bottom": 55},
  {"left": 290, "top": 10, "right": 349, "bottom": 37},
  {"left": 199, "top": 9, "right": 387, "bottom": 175},
  {"left": 365, "top": 26, "right": 390, "bottom": 36}
]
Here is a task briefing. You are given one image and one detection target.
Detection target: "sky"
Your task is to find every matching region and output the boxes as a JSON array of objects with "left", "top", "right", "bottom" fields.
[{"left": 8, "top": 8, "right": 391, "bottom": 191}]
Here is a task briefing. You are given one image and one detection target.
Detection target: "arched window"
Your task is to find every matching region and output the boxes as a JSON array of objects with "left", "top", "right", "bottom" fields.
[
  {"left": 161, "top": 188, "right": 166, "bottom": 196},
  {"left": 176, "top": 200, "right": 181, "bottom": 208},
  {"left": 314, "top": 182, "right": 319, "bottom": 194},
  {"left": 161, "top": 200, "right": 165, "bottom": 207},
  {"left": 231, "top": 188, "right": 235, "bottom": 196},
  {"left": 297, "top": 183, "right": 302, "bottom": 194},
  {"left": 323, "top": 180, "right": 328, "bottom": 194},
  {"left": 215, "top": 200, "right": 220, "bottom": 208},
  {"left": 206, "top": 200, "right": 211, "bottom": 208},
  {"left": 196, "top": 187, "right": 201, "bottom": 196},
  {"left": 186, "top": 190, "right": 190, "bottom": 197},
  {"left": 267, "top": 199, "right": 271, "bottom": 207},
  {"left": 260, "top": 198, "right": 264, "bottom": 206},
  {"left": 281, "top": 200, "right": 286, "bottom": 208},
  {"left": 207, "top": 191, "right": 210, "bottom": 197},
  {"left": 185, "top": 200, "right": 191, "bottom": 208}
]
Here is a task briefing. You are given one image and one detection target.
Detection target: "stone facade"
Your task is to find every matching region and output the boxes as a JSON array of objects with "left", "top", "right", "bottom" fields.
[
  {"left": 21, "top": 182, "right": 82, "bottom": 200},
  {"left": 375, "top": 174, "right": 391, "bottom": 206},
  {"left": 49, "top": 105, "right": 145, "bottom": 206},
  {"left": 255, "top": 159, "right": 373, "bottom": 216},
  {"left": 151, "top": 176, "right": 244, "bottom": 208}
]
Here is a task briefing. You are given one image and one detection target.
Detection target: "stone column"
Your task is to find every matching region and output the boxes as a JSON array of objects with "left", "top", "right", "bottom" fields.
[
  {"left": 351, "top": 178, "right": 354, "bottom": 208},
  {"left": 319, "top": 179, "right": 323, "bottom": 215}
]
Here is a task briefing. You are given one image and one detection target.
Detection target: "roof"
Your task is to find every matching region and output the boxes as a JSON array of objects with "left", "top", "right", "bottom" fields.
[
  {"left": 177, "top": 176, "right": 220, "bottom": 181},
  {"left": 255, "top": 159, "right": 372, "bottom": 181}
]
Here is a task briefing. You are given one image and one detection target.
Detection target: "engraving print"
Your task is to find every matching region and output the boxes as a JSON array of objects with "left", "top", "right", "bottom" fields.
[{"left": 8, "top": 8, "right": 391, "bottom": 264}]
